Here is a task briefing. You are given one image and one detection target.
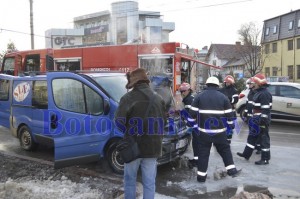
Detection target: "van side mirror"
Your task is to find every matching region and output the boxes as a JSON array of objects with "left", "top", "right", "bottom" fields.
[{"left": 103, "top": 99, "right": 110, "bottom": 115}]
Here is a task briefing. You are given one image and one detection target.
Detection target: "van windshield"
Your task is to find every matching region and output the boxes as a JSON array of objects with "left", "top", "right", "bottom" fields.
[{"left": 92, "top": 75, "right": 128, "bottom": 103}]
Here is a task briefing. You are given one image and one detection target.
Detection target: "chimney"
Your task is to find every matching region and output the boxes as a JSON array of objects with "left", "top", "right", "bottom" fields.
[{"left": 235, "top": 41, "right": 241, "bottom": 46}]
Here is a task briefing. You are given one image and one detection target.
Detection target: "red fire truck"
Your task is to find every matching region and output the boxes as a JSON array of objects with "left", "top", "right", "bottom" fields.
[{"left": 1, "top": 42, "right": 221, "bottom": 92}]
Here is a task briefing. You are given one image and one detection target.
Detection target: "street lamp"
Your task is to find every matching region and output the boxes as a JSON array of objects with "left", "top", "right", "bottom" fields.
[{"left": 29, "top": 0, "right": 34, "bottom": 49}]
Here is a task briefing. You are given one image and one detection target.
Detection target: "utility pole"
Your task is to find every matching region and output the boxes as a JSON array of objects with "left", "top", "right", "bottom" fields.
[{"left": 29, "top": 0, "right": 34, "bottom": 49}]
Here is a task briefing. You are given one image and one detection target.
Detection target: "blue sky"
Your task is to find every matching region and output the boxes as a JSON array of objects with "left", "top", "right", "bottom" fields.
[{"left": 1, "top": 0, "right": 299, "bottom": 51}]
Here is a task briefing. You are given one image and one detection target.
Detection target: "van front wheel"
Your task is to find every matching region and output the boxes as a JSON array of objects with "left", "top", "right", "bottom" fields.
[
  {"left": 19, "top": 126, "right": 38, "bottom": 151},
  {"left": 106, "top": 143, "right": 124, "bottom": 175}
]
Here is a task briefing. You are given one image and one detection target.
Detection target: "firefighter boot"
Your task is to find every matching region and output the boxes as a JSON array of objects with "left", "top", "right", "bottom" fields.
[
  {"left": 197, "top": 174, "right": 207, "bottom": 183},
  {"left": 188, "top": 159, "right": 197, "bottom": 169},
  {"left": 227, "top": 168, "right": 242, "bottom": 178},
  {"left": 255, "top": 159, "right": 269, "bottom": 165},
  {"left": 237, "top": 152, "right": 249, "bottom": 160}
]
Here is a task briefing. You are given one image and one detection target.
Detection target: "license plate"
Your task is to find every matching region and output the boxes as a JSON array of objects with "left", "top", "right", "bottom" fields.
[{"left": 176, "top": 138, "right": 188, "bottom": 149}]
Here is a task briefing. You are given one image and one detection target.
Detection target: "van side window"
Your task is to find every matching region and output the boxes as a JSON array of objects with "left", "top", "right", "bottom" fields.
[
  {"left": 0, "top": 79, "right": 10, "bottom": 100},
  {"left": 32, "top": 80, "right": 48, "bottom": 109},
  {"left": 52, "top": 79, "right": 103, "bottom": 114}
]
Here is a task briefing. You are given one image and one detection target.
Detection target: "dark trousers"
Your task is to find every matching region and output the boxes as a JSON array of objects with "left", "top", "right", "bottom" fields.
[
  {"left": 242, "top": 125, "right": 271, "bottom": 160},
  {"left": 196, "top": 131, "right": 235, "bottom": 174},
  {"left": 192, "top": 131, "right": 199, "bottom": 159}
]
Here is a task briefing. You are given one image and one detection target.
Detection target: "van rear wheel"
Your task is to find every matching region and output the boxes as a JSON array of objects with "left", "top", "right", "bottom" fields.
[{"left": 19, "top": 126, "right": 38, "bottom": 151}]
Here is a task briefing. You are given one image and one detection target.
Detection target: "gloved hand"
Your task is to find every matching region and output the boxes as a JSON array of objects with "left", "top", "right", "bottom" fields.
[{"left": 259, "top": 117, "right": 268, "bottom": 126}]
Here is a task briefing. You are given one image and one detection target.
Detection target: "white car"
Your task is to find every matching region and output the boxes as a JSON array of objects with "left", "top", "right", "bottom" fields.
[{"left": 236, "top": 82, "right": 300, "bottom": 122}]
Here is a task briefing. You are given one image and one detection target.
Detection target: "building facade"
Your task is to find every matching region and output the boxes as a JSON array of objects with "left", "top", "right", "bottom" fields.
[
  {"left": 261, "top": 9, "right": 300, "bottom": 83},
  {"left": 205, "top": 42, "right": 254, "bottom": 80},
  {"left": 45, "top": 1, "right": 175, "bottom": 49}
]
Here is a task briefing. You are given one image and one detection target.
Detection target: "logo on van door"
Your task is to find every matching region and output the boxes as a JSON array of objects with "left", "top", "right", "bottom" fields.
[{"left": 13, "top": 82, "right": 30, "bottom": 102}]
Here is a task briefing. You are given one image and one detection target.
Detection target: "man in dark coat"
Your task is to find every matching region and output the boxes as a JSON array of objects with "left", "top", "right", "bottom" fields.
[{"left": 114, "top": 68, "right": 166, "bottom": 199}]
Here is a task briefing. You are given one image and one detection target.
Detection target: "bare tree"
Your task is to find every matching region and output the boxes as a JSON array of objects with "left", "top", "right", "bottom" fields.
[
  {"left": 0, "top": 41, "right": 18, "bottom": 65},
  {"left": 237, "top": 22, "right": 263, "bottom": 77}
]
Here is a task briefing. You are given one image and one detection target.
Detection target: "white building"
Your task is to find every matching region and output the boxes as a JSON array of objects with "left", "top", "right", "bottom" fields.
[{"left": 45, "top": 1, "right": 175, "bottom": 49}]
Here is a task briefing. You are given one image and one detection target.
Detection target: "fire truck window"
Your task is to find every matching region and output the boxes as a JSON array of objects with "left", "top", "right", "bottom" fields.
[
  {"left": 3, "top": 58, "right": 15, "bottom": 75},
  {"left": 140, "top": 58, "right": 173, "bottom": 75},
  {"left": 0, "top": 80, "right": 10, "bottom": 101},
  {"left": 32, "top": 81, "right": 48, "bottom": 109},
  {"left": 25, "top": 55, "right": 40, "bottom": 72}
]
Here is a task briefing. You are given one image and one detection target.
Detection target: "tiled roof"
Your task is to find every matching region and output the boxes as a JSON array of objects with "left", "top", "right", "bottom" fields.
[{"left": 209, "top": 44, "right": 246, "bottom": 59}]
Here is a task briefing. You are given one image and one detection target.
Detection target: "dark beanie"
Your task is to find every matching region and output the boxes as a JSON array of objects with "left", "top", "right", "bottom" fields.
[{"left": 125, "top": 68, "right": 150, "bottom": 89}]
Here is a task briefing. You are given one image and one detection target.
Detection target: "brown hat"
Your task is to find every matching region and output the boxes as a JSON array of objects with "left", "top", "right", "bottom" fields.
[{"left": 125, "top": 68, "right": 150, "bottom": 89}]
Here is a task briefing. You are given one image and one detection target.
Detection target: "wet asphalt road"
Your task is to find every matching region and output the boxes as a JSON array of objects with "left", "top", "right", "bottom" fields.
[{"left": 1, "top": 118, "right": 300, "bottom": 198}]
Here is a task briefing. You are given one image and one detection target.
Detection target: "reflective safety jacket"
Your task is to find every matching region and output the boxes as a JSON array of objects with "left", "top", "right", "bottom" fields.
[
  {"left": 219, "top": 85, "right": 239, "bottom": 107},
  {"left": 188, "top": 87, "right": 235, "bottom": 134},
  {"left": 182, "top": 92, "right": 194, "bottom": 111},
  {"left": 244, "top": 89, "right": 256, "bottom": 117},
  {"left": 252, "top": 86, "right": 273, "bottom": 125}
]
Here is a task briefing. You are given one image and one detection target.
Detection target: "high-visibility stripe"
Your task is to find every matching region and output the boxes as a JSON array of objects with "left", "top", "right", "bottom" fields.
[
  {"left": 193, "top": 124, "right": 198, "bottom": 128},
  {"left": 247, "top": 113, "right": 253, "bottom": 116},
  {"left": 198, "top": 110, "right": 228, "bottom": 114},
  {"left": 261, "top": 105, "right": 270, "bottom": 108},
  {"left": 198, "top": 127, "right": 227, "bottom": 133},
  {"left": 226, "top": 165, "right": 236, "bottom": 170},
  {"left": 190, "top": 106, "right": 199, "bottom": 111},
  {"left": 248, "top": 101, "right": 253, "bottom": 104},
  {"left": 262, "top": 148, "right": 270, "bottom": 151},
  {"left": 194, "top": 157, "right": 198, "bottom": 160},
  {"left": 254, "top": 103, "right": 261, "bottom": 106},
  {"left": 187, "top": 118, "right": 196, "bottom": 122},
  {"left": 261, "top": 114, "right": 268, "bottom": 118},
  {"left": 246, "top": 143, "right": 255, "bottom": 149},
  {"left": 185, "top": 105, "right": 192, "bottom": 109},
  {"left": 254, "top": 113, "right": 261, "bottom": 115},
  {"left": 227, "top": 121, "right": 234, "bottom": 124},
  {"left": 197, "top": 171, "right": 207, "bottom": 176},
  {"left": 224, "top": 109, "right": 233, "bottom": 113}
]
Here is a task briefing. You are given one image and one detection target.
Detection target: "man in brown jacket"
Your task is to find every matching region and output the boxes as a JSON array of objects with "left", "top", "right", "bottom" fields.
[{"left": 114, "top": 68, "right": 166, "bottom": 199}]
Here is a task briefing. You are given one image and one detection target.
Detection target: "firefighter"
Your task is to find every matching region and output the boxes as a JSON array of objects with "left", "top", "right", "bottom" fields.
[
  {"left": 189, "top": 76, "right": 241, "bottom": 183},
  {"left": 219, "top": 75, "right": 239, "bottom": 143},
  {"left": 243, "top": 77, "right": 261, "bottom": 154},
  {"left": 179, "top": 83, "right": 197, "bottom": 168},
  {"left": 237, "top": 73, "right": 272, "bottom": 165}
]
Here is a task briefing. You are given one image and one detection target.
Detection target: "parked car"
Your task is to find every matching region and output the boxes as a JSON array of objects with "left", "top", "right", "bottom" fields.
[
  {"left": 236, "top": 82, "right": 300, "bottom": 122},
  {"left": 0, "top": 72, "right": 191, "bottom": 174}
]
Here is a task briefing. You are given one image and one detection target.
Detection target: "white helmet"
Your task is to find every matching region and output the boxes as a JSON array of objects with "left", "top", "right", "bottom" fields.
[{"left": 206, "top": 76, "right": 219, "bottom": 86}]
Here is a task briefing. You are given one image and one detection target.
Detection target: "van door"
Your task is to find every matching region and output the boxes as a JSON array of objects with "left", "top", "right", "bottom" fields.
[
  {"left": 46, "top": 72, "right": 111, "bottom": 168},
  {"left": 0, "top": 75, "right": 13, "bottom": 128}
]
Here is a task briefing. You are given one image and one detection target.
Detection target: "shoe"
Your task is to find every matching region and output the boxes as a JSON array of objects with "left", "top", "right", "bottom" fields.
[
  {"left": 188, "top": 159, "right": 197, "bottom": 169},
  {"left": 255, "top": 159, "right": 269, "bottom": 165},
  {"left": 256, "top": 150, "right": 261, "bottom": 155},
  {"left": 237, "top": 152, "right": 249, "bottom": 160},
  {"left": 197, "top": 175, "right": 206, "bottom": 183},
  {"left": 227, "top": 168, "right": 242, "bottom": 178}
]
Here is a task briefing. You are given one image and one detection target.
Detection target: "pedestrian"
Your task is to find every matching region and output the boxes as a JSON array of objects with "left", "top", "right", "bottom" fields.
[
  {"left": 237, "top": 73, "right": 272, "bottom": 165},
  {"left": 219, "top": 75, "right": 239, "bottom": 143},
  {"left": 243, "top": 77, "right": 261, "bottom": 154},
  {"left": 114, "top": 68, "right": 166, "bottom": 199},
  {"left": 179, "top": 82, "right": 197, "bottom": 168},
  {"left": 189, "top": 76, "right": 241, "bottom": 183}
]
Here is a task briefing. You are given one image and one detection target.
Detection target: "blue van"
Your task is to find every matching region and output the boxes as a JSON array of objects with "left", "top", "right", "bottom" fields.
[{"left": 0, "top": 72, "right": 191, "bottom": 174}]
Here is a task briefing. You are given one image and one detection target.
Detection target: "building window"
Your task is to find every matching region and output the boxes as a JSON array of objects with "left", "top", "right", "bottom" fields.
[
  {"left": 288, "top": 65, "right": 294, "bottom": 79},
  {"left": 289, "top": 21, "right": 294, "bottom": 30},
  {"left": 288, "top": 40, "right": 293, "bottom": 51},
  {"left": 272, "top": 42, "right": 277, "bottom": 53},
  {"left": 265, "top": 27, "right": 270, "bottom": 35},
  {"left": 265, "top": 67, "right": 270, "bottom": 77},
  {"left": 298, "top": 19, "right": 300, "bottom": 28},
  {"left": 272, "top": 67, "right": 278, "bottom": 76},
  {"left": 273, "top": 25, "right": 277, "bottom": 34},
  {"left": 297, "top": 38, "right": 300, "bottom": 49},
  {"left": 297, "top": 65, "right": 300, "bottom": 79},
  {"left": 265, "top": 44, "right": 270, "bottom": 54}
]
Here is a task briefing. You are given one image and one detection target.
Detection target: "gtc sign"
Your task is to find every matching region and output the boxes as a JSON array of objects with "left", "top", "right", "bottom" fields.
[{"left": 54, "top": 37, "right": 75, "bottom": 46}]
